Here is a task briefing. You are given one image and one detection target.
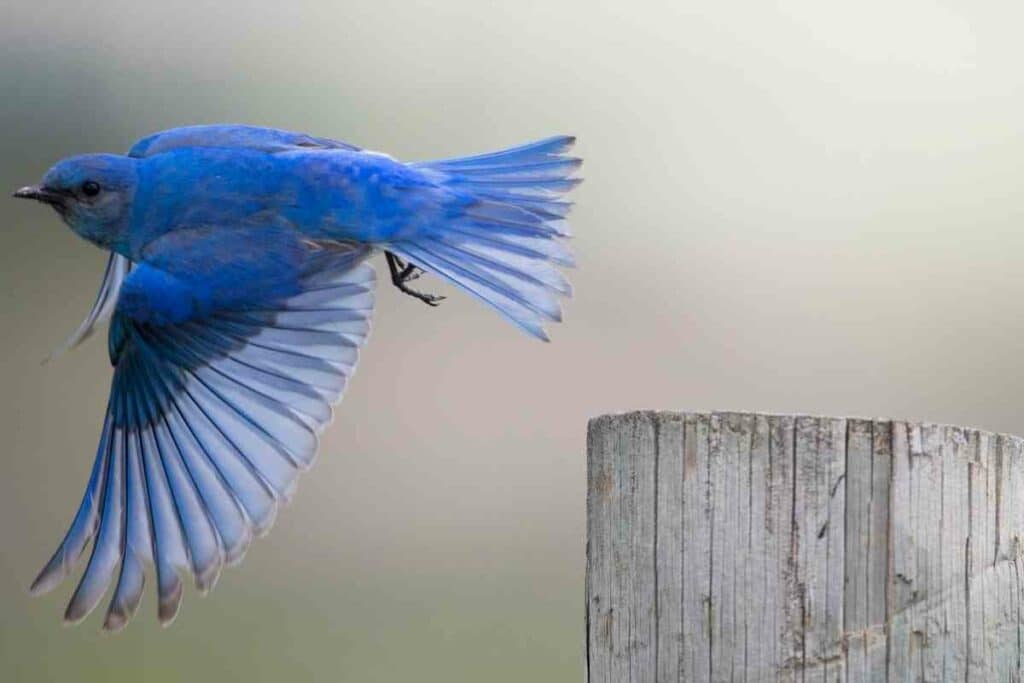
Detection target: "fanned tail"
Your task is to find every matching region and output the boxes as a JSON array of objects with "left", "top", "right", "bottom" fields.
[{"left": 395, "top": 136, "right": 580, "bottom": 341}]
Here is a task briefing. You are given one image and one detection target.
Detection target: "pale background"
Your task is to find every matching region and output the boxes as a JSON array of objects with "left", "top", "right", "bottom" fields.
[{"left": 3, "top": 1, "right": 1024, "bottom": 680}]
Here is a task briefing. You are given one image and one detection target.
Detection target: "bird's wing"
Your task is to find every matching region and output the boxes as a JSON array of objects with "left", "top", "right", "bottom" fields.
[
  {"left": 31, "top": 242, "right": 375, "bottom": 630},
  {"left": 48, "top": 253, "right": 133, "bottom": 362},
  {"left": 49, "top": 218, "right": 324, "bottom": 359},
  {"left": 128, "top": 124, "right": 361, "bottom": 158}
]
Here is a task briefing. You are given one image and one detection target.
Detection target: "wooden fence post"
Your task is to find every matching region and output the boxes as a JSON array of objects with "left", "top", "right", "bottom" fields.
[{"left": 586, "top": 411, "right": 1024, "bottom": 682}]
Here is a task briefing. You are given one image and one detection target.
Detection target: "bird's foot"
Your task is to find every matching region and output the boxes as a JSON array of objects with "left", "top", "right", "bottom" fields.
[{"left": 386, "top": 251, "right": 445, "bottom": 307}]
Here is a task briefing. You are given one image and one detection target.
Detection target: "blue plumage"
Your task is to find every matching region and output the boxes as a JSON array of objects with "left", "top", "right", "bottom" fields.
[{"left": 15, "top": 124, "right": 580, "bottom": 629}]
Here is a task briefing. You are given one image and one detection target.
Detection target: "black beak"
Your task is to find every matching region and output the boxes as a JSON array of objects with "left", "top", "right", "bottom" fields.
[{"left": 13, "top": 185, "right": 64, "bottom": 206}]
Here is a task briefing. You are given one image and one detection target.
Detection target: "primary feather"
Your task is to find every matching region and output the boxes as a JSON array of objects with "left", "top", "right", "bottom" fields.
[{"left": 33, "top": 248, "right": 375, "bottom": 629}]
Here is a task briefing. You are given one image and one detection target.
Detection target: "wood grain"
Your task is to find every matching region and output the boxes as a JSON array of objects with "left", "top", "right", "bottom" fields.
[{"left": 586, "top": 412, "right": 1024, "bottom": 682}]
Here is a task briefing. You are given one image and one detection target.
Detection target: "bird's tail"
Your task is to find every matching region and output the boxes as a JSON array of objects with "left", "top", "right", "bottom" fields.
[{"left": 389, "top": 136, "right": 580, "bottom": 341}]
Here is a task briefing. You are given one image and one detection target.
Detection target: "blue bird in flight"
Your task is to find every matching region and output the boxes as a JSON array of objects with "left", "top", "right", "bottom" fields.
[{"left": 14, "top": 124, "right": 580, "bottom": 629}]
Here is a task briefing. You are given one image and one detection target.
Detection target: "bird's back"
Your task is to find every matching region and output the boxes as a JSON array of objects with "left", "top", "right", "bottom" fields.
[{"left": 129, "top": 144, "right": 446, "bottom": 254}]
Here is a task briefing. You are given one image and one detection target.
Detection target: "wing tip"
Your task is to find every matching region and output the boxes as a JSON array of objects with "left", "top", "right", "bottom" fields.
[
  {"left": 102, "top": 609, "right": 130, "bottom": 633},
  {"left": 103, "top": 590, "right": 144, "bottom": 633},
  {"left": 158, "top": 583, "right": 183, "bottom": 627},
  {"left": 194, "top": 562, "right": 223, "bottom": 595},
  {"left": 224, "top": 527, "right": 254, "bottom": 566},
  {"left": 63, "top": 602, "right": 93, "bottom": 627},
  {"left": 29, "top": 558, "right": 66, "bottom": 597}
]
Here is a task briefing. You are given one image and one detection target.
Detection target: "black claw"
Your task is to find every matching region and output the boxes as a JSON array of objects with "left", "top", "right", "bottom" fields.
[
  {"left": 415, "top": 291, "right": 446, "bottom": 307},
  {"left": 386, "top": 251, "right": 444, "bottom": 307}
]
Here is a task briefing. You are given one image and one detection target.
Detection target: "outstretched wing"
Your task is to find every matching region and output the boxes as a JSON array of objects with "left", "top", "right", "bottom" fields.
[
  {"left": 128, "top": 124, "right": 361, "bottom": 158},
  {"left": 31, "top": 246, "right": 376, "bottom": 630}
]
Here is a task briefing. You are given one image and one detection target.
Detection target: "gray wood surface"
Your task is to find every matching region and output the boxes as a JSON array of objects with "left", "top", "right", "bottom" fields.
[{"left": 586, "top": 411, "right": 1024, "bottom": 682}]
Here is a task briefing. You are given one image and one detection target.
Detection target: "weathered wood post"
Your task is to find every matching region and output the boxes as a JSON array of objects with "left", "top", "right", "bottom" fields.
[{"left": 586, "top": 411, "right": 1024, "bottom": 682}]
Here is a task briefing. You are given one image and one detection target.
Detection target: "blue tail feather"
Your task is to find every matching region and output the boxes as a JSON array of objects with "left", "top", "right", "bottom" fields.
[
  {"left": 394, "top": 136, "right": 580, "bottom": 340},
  {"left": 412, "top": 135, "right": 576, "bottom": 171}
]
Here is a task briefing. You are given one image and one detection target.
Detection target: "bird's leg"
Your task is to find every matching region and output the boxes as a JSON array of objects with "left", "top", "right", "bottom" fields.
[
  {"left": 386, "top": 252, "right": 428, "bottom": 289},
  {"left": 385, "top": 251, "right": 445, "bottom": 306},
  {"left": 397, "top": 261, "right": 423, "bottom": 282}
]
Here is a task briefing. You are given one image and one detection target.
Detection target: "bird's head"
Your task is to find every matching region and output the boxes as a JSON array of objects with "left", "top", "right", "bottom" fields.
[{"left": 14, "top": 154, "right": 138, "bottom": 250}]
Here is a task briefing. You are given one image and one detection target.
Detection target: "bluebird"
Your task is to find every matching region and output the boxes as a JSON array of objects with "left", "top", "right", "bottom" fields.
[{"left": 14, "top": 124, "right": 580, "bottom": 629}]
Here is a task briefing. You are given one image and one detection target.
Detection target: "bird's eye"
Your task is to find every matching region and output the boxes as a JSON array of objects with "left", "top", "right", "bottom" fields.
[{"left": 81, "top": 181, "right": 101, "bottom": 197}]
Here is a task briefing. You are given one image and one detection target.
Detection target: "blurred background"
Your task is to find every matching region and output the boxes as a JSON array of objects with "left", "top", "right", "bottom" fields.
[{"left": 3, "top": 0, "right": 1024, "bottom": 680}]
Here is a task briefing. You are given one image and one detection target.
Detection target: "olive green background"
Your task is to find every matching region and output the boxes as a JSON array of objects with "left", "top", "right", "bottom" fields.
[{"left": 4, "top": 1, "right": 1024, "bottom": 680}]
